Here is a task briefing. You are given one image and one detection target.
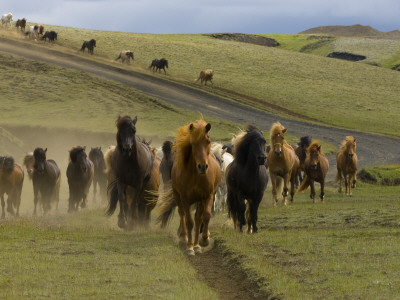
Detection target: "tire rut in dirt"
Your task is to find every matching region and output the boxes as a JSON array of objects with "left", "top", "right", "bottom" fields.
[{"left": 187, "top": 240, "right": 274, "bottom": 300}]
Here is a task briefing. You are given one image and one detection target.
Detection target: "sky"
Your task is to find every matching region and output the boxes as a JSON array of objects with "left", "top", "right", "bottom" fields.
[{"left": 1, "top": 0, "right": 399, "bottom": 34}]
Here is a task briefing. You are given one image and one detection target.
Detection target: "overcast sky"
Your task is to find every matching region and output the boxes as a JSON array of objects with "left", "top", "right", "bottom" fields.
[{"left": 1, "top": 0, "right": 399, "bottom": 34}]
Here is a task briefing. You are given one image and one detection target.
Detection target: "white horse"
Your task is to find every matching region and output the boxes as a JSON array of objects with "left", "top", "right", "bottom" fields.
[
  {"left": 26, "top": 25, "right": 39, "bottom": 39},
  {"left": 1, "top": 13, "right": 13, "bottom": 27},
  {"left": 211, "top": 143, "right": 234, "bottom": 213},
  {"left": 115, "top": 50, "right": 134, "bottom": 64}
]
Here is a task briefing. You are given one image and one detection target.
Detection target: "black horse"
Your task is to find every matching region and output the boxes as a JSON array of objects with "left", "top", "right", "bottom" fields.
[
  {"left": 295, "top": 136, "right": 312, "bottom": 185},
  {"left": 106, "top": 116, "right": 160, "bottom": 229},
  {"left": 159, "top": 140, "right": 173, "bottom": 192},
  {"left": 226, "top": 125, "right": 269, "bottom": 233},
  {"left": 149, "top": 58, "right": 168, "bottom": 74},
  {"left": 88, "top": 147, "right": 107, "bottom": 202},
  {"left": 32, "top": 148, "right": 61, "bottom": 215},
  {"left": 80, "top": 39, "right": 96, "bottom": 54},
  {"left": 66, "top": 146, "right": 94, "bottom": 213},
  {"left": 41, "top": 31, "right": 57, "bottom": 42}
]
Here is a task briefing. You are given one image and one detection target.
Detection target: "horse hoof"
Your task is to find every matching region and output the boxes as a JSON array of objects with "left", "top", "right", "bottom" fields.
[
  {"left": 117, "top": 219, "right": 126, "bottom": 229},
  {"left": 199, "top": 238, "right": 209, "bottom": 247},
  {"left": 185, "top": 249, "right": 195, "bottom": 256},
  {"left": 194, "top": 246, "right": 202, "bottom": 254}
]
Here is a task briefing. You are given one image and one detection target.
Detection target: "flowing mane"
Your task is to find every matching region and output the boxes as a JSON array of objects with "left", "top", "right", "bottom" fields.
[
  {"left": 270, "top": 121, "right": 288, "bottom": 146},
  {"left": 235, "top": 125, "right": 265, "bottom": 165},
  {"left": 69, "top": 146, "right": 85, "bottom": 163},
  {"left": 307, "top": 141, "right": 321, "bottom": 153},
  {"left": 338, "top": 136, "right": 356, "bottom": 153},
  {"left": 173, "top": 118, "right": 209, "bottom": 171}
]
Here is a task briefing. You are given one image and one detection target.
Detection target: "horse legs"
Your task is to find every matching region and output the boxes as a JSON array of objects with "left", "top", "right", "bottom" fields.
[
  {"left": 270, "top": 174, "right": 278, "bottom": 206},
  {"left": 6, "top": 195, "right": 15, "bottom": 216},
  {"left": 183, "top": 202, "right": 195, "bottom": 255},
  {"left": 246, "top": 200, "right": 252, "bottom": 233},
  {"left": 116, "top": 182, "right": 127, "bottom": 228},
  {"left": 199, "top": 195, "right": 213, "bottom": 247},
  {"left": 310, "top": 179, "right": 316, "bottom": 203},
  {"left": 337, "top": 169, "right": 343, "bottom": 193},
  {"left": 282, "top": 174, "right": 290, "bottom": 206},
  {"left": 290, "top": 171, "right": 296, "bottom": 203},
  {"left": 1, "top": 195, "right": 5, "bottom": 219},
  {"left": 92, "top": 180, "right": 97, "bottom": 203},
  {"left": 320, "top": 180, "right": 325, "bottom": 203},
  {"left": 346, "top": 174, "right": 352, "bottom": 196},
  {"left": 250, "top": 199, "right": 261, "bottom": 233},
  {"left": 352, "top": 172, "right": 357, "bottom": 189},
  {"left": 193, "top": 203, "right": 204, "bottom": 254}
]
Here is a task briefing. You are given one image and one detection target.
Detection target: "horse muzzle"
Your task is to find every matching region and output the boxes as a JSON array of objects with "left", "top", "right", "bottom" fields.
[
  {"left": 311, "top": 164, "right": 318, "bottom": 170},
  {"left": 197, "top": 163, "right": 209, "bottom": 175},
  {"left": 274, "top": 151, "right": 282, "bottom": 158},
  {"left": 258, "top": 155, "right": 267, "bottom": 165}
]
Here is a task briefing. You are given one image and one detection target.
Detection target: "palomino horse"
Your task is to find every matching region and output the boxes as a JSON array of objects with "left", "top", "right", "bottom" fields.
[
  {"left": 25, "top": 148, "right": 61, "bottom": 215},
  {"left": 157, "top": 118, "right": 221, "bottom": 255},
  {"left": 105, "top": 116, "right": 160, "bottom": 229},
  {"left": 1, "top": 13, "right": 13, "bottom": 27},
  {"left": 89, "top": 147, "right": 107, "bottom": 202},
  {"left": 267, "top": 122, "right": 299, "bottom": 205},
  {"left": 66, "top": 146, "right": 94, "bottom": 212},
  {"left": 297, "top": 141, "right": 329, "bottom": 203},
  {"left": 0, "top": 156, "right": 24, "bottom": 218},
  {"left": 80, "top": 39, "right": 96, "bottom": 54},
  {"left": 195, "top": 69, "right": 214, "bottom": 86},
  {"left": 226, "top": 125, "right": 268, "bottom": 233},
  {"left": 335, "top": 136, "right": 357, "bottom": 195}
]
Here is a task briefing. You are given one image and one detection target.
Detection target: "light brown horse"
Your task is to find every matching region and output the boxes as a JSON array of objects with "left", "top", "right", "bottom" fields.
[
  {"left": 157, "top": 118, "right": 221, "bottom": 255},
  {"left": 297, "top": 141, "right": 329, "bottom": 203},
  {"left": 335, "top": 136, "right": 357, "bottom": 195},
  {"left": 195, "top": 69, "right": 214, "bottom": 86},
  {"left": 267, "top": 122, "right": 299, "bottom": 205},
  {"left": 0, "top": 156, "right": 24, "bottom": 218}
]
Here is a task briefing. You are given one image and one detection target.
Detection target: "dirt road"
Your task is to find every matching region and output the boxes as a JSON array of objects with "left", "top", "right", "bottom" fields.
[{"left": 1, "top": 37, "right": 399, "bottom": 170}]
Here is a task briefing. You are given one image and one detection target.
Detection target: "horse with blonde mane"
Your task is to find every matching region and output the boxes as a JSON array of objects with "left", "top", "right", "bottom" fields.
[
  {"left": 157, "top": 118, "right": 221, "bottom": 255},
  {"left": 267, "top": 122, "right": 299, "bottom": 205},
  {"left": 335, "top": 136, "right": 357, "bottom": 195},
  {"left": 297, "top": 141, "right": 329, "bottom": 203}
]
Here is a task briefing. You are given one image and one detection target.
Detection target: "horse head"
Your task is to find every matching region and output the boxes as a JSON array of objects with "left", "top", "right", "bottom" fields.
[
  {"left": 235, "top": 125, "right": 266, "bottom": 166},
  {"left": 70, "top": 146, "right": 88, "bottom": 173},
  {"left": 344, "top": 136, "right": 356, "bottom": 159},
  {"left": 189, "top": 121, "right": 212, "bottom": 175},
  {"left": 116, "top": 115, "right": 137, "bottom": 156},
  {"left": 308, "top": 142, "right": 322, "bottom": 170},
  {"left": 271, "top": 126, "right": 287, "bottom": 158},
  {"left": 33, "top": 147, "right": 47, "bottom": 174},
  {"left": 128, "top": 51, "right": 134, "bottom": 60}
]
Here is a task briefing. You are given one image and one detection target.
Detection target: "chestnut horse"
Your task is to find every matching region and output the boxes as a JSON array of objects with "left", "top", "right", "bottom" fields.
[
  {"left": 297, "top": 141, "right": 329, "bottom": 203},
  {"left": 335, "top": 136, "right": 357, "bottom": 195},
  {"left": 106, "top": 116, "right": 160, "bottom": 229},
  {"left": 0, "top": 156, "right": 24, "bottom": 218},
  {"left": 267, "top": 122, "right": 299, "bottom": 205},
  {"left": 226, "top": 125, "right": 268, "bottom": 233},
  {"left": 157, "top": 118, "right": 221, "bottom": 255}
]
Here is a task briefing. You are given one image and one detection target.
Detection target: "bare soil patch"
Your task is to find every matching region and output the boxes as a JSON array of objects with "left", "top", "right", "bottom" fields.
[
  {"left": 209, "top": 33, "right": 280, "bottom": 47},
  {"left": 327, "top": 52, "right": 367, "bottom": 62}
]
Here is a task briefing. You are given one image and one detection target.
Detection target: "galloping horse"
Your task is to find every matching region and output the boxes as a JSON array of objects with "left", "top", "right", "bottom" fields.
[
  {"left": 80, "top": 39, "right": 96, "bottom": 54},
  {"left": 41, "top": 31, "right": 57, "bottom": 42},
  {"left": 15, "top": 18, "right": 26, "bottom": 31},
  {"left": 66, "top": 146, "right": 94, "bottom": 212},
  {"left": 157, "top": 118, "right": 221, "bottom": 255},
  {"left": 149, "top": 58, "right": 168, "bottom": 74},
  {"left": 1, "top": 13, "right": 13, "bottom": 27},
  {"left": 226, "top": 125, "right": 268, "bottom": 233},
  {"left": 295, "top": 136, "right": 312, "bottom": 185},
  {"left": 88, "top": 147, "right": 107, "bottom": 202},
  {"left": 28, "top": 148, "right": 61, "bottom": 215},
  {"left": 267, "top": 122, "right": 299, "bottom": 205},
  {"left": 115, "top": 50, "right": 134, "bottom": 64},
  {"left": 106, "top": 116, "right": 160, "bottom": 229},
  {"left": 297, "top": 141, "right": 329, "bottom": 203},
  {"left": 0, "top": 156, "right": 24, "bottom": 218},
  {"left": 196, "top": 69, "right": 214, "bottom": 86},
  {"left": 335, "top": 136, "right": 357, "bottom": 195}
]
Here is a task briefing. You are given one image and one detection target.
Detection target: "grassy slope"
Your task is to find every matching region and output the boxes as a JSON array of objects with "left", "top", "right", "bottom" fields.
[{"left": 15, "top": 24, "right": 399, "bottom": 137}]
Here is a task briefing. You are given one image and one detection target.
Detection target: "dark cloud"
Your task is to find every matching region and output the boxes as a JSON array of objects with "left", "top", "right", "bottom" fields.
[{"left": 2, "top": 0, "right": 399, "bottom": 33}]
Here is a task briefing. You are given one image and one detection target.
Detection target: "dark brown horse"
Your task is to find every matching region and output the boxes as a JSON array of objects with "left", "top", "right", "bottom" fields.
[
  {"left": 89, "top": 147, "right": 107, "bottom": 202},
  {"left": 297, "top": 141, "right": 329, "bottom": 203},
  {"left": 15, "top": 18, "right": 26, "bottom": 31},
  {"left": 81, "top": 39, "right": 96, "bottom": 54},
  {"left": 157, "top": 118, "right": 221, "bottom": 255},
  {"left": 226, "top": 125, "right": 268, "bottom": 233},
  {"left": 26, "top": 148, "right": 61, "bottom": 215},
  {"left": 267, "top": 122, "right": 299, "bottom": 206},
  {"left": 0, "top": 156, "right": 24, "bottom": 218},
  {"left": 159, "top": 140, "right": 173, "bottom": 192},
  {"left": 335, "top": 136, "right": 357, "bottom": 195},
  {"left": 66, "top": 146, "right": 94, "bottom": 212},
  {"left": 106, "top": 116, "right": 160, "bottom": 229},
  {"left": 295, "top": 136, "right": 312, "bottom": 185},
  {"left": 149, "top": 58, "right": 168, "bottom": 74}
]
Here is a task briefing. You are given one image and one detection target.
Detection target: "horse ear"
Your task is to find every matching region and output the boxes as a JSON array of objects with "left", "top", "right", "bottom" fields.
[
  {"left": 99, "top": 147, "right": 101, "bottom": 151},
  {"left": 189, "top": 124, "right": 194, "bottom": 131},
  {"left": 133, "top": 116, "right": 137, "bottom": 125},
  {"left": 317, "top": 145, "right": 321, "bottom": 151},
  {"left": 83, "top": 146, "right": 86, "bottom": 151},
  {"left": 44, "top": 148, "right": 47, "bottom": 153},
  {"left": 205, "top": 123, "right": 211, "bottom": 133},
  {"left": 282, "top": 128, "right": 288, "bottom": 134}
]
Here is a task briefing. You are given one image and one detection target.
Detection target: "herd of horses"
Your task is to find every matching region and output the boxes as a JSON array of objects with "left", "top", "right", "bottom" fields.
[{"left": 0, "top": 115, "right": 358, "bottom": 255}]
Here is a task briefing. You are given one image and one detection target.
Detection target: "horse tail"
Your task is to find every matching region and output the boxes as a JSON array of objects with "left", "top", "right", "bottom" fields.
[
  {"left": 226, "top": 190, "right": 246, "bottom": 228},
  {"left": 80, "top": 42, "right": 86, "bottom": 51},
  {"left": 115, "top": 54, "right": 121, "bottom": 61},
  {"left": 297, "top": 175, "right": 310, "bottom": 193},
  {"left": 106, "top": 180, "right": 118, "bottom": 216},
  {"left": 156, "top": 188, "right": 176, "bottom": 228}
]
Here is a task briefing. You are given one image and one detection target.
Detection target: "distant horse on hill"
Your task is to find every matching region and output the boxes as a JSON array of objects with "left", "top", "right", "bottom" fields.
[
  {"left": 25, "top": 148, "right": 61, "bottom": 215},
  {"left": 66, "top": 146, "right": 94, "bottom": 212},
  {"left": 149, "top": 58, "right": 168, "bottom": 74},
  {"left": 196, "top": 69, "right": 214, "bottom": 86},
  {"left": 157, "top": 118, "right": 221, "bottom": 255},
  {"left": 105, "top": 116, "right": 160, "bottom": 229},
  {"left": 0, "top": 156, "right": 24, "bottom": 218},
  {"left": 297, "top": 141, "right": 329, "bottom": 203},
  {"left": 15, "top": 18, "right": 26, "bottom": 31},
  {"left": 267, "top": 122, "right": 299, "bottom": 206},
  {"left": 335, "top": 136, "right": 357, "bottom": 195},
  {"left": 1, "top": 13, "right": 13, "bottom": 27},
  {"left": 41, "top": 31, "right": 57, "bottom": 42},
  {"left": 81, "top": 39, "right": 96, "bottom": 54},
  {"left": 115, "top": 50, "right": 134, "bottom": 64},
  {"left": 88, "top": 147, "right": 107, "bottom": 202},
  {"left": 226, "top": 125, "right": 268, "bottom": 233}
]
